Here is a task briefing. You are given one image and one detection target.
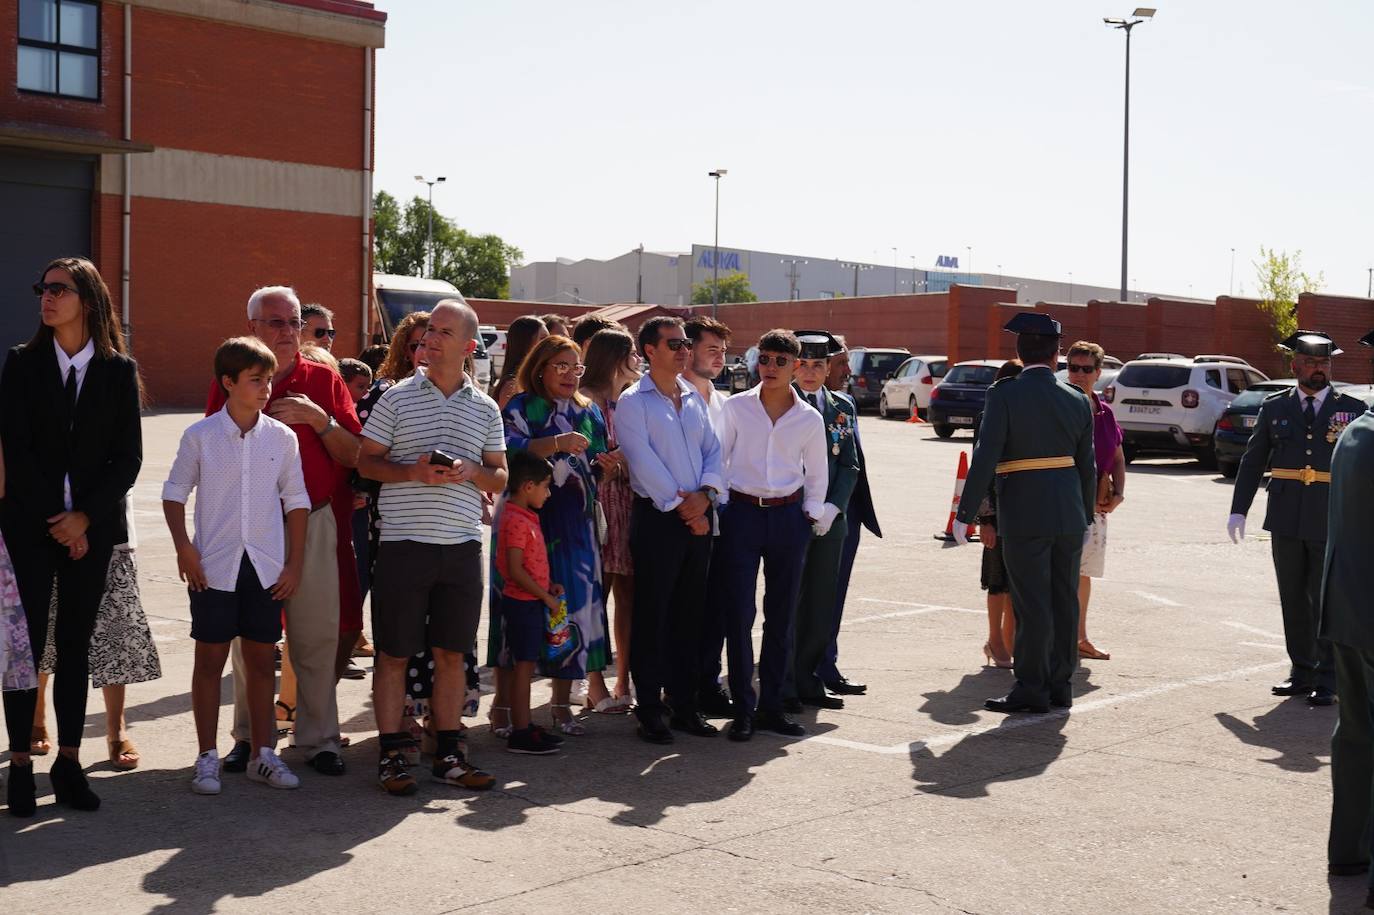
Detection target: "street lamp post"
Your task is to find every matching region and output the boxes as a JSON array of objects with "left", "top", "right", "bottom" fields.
[
  {"left": 965, "top": 245, "right": 972, "bottom": 278},
  {"left": 839, "top": 262, "right": 873, "bottom": 298},
  {"left": 1104, "top": 8, "right": 1155, "bottom": 302},
  {"left": 708, "top": 169, "right": 727, "bottom": 318},
  {"left": 415, "top": 175, "right": 446, "bottom": 279}
]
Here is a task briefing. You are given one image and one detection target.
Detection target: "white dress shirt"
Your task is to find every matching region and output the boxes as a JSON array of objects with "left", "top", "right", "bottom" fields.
[
  {"left": 1296, "top": 384, "right": 1329, "bottom": 414},
  {"left": 718, "top": 384, "right": 828, "bottom": 519},
  {"left": 162, "top": 407, "right": 311, "bottom": 592},
  {"left": 54, "top": 336, "right": 94, "bottom": 511}
]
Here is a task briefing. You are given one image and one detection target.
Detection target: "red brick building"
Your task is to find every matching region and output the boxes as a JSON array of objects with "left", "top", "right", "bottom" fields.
[{"left": 1, "top": 0, "right": 385, "bottom": 405}]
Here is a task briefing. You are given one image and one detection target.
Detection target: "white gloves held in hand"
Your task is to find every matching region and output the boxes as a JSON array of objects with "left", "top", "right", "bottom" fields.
[
  {"left": 1227, "top": 513, "right": 1246, "bottom": 543},
  {"left": 812, "top": 503, "right": 841, "bottom": 537},
  {"left": 952, "top": 520, "right": 970, "bottom": 545}
]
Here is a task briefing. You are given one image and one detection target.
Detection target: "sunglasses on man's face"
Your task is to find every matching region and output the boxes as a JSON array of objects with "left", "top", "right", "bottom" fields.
[
  {"left": 33, "top": 282, "right": 78, "bottom": 298},
  {"left": 311, "top": 327, "right": 337, "bottom": 340},
  {"left": 1067, "top": 363, "right": 1097, "bottom": 374},
  {"left": 757, "top": 354, "right": 793, "bottom": 368},
  {"left": 660, "top": 338, "right": 693, "bottom": 352}
]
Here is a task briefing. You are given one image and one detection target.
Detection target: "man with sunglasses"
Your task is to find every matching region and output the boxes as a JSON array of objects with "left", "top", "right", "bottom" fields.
[
  {"left": 615, "top": 316, "right": 724, "bottom": 744},
  {"left": 1229, "top": 330, "right": 1364, "bottom": 707},
  {"left": 302, "top": 303, "right": 337, "bottom": 352},
  {"left": 716, "top": 330, "right": 827, "bottom": 741}
]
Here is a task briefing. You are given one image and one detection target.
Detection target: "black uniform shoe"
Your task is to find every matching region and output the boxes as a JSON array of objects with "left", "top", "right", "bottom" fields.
[
  {"left": 6, "top": 763, "right": 36, "bottom": 818},
  {"left": 1365, "top": 889, "right": 1374, "bottom": 910},
  {"left": 984, "top": 695, "right": 1049, "bottom": 714},
  {"left": 1329, "top": 862, "right": 1369, "bottom": 876},
  {"left": 309, "top": 751, "right": 346, "bottom": 776},
  {"left": 782, "top": 698, "right": 804, "bottom": 714},
  {"left": 669, "top": 712, "right": 720, "bottom": 737},
  {"left": 49, "top": 754, "right": 100, "bottom": 811},
  {"left": 727, "top": 716, "right": 755, "bottom": 742},
  {"left": 698, "top": 686, "right": 734, "bottom": 718},
  {"left": 754, "top": 711, "right": 806, "bottom": 737},
  {"left": 1271, "top": 678, "right": 1312, "bottom": 697},
  {"left": 1307, "top": 686, "right": 1337, "bottom": 707},
  {"left": 223, "top": 740, "right": 252, "bottom": 773},
  {"left": 800, "top": 693, "right": 845, "bottom": 710},
  {"left": 636, "top": 715, "right": 675, "bottom": 745},
  {"left": 825, "top": 677, "right": 867, "bottom": 696},
  {"left": 1050, "top": 697, "right": 1073, "bottom": 710}
]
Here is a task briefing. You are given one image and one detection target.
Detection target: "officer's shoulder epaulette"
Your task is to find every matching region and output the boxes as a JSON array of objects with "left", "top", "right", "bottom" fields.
[
  {"left": 1262, "top": 388, "right": 1289, "bottom": 402},
  {"left": 989, "top": 375, "right": 1015, "bottom": 389}
]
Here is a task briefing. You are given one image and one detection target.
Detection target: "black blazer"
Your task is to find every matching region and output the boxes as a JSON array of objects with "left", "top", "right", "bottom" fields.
[{"left": 0, "top": 340, "right": 142, "bottom": 546}]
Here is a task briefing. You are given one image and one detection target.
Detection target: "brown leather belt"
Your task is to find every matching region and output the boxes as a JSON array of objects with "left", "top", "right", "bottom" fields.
[
  {"left": 729, "top": 488, "right": 802, "bottom": 508},
  {"left": 1270, "top": 466, "right": 1331, "bottom": 485}
]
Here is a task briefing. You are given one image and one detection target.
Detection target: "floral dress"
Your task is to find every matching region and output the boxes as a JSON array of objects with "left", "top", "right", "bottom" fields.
[
  {"left": 0, "top": 534, "right": 37, "bottom": 691},
  {"left": 488, "top": 393, "right": 610, "bottom": 679},
  {"left": 597, "top": 398, "right": 634, "bottom": 577}
]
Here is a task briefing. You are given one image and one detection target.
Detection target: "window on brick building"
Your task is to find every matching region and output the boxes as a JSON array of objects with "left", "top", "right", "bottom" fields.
[{"left": 17, "top": 0, "right": 99, "bottom": 100}]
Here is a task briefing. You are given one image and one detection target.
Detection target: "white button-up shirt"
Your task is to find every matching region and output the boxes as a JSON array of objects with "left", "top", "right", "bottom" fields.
[
  {"left": 55, "top": 336, "right": 94, "bottom": 511},
  {"left": 161, "top": 407, "right": 311, "bottom": 592},
  {"left": 718, "top": 384, "right": 828, "bottom": 519}
]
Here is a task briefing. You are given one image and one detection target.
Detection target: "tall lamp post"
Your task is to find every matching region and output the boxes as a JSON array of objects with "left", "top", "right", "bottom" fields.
[
  {"left": 415, "top": 174, "right": 446, "bottom": 278},
  {"left": 708, "top": 169, "right": 727, "bottom": 318},
  {"left": 1104, "top": 8, "right": 1155, "bottom": 301}
]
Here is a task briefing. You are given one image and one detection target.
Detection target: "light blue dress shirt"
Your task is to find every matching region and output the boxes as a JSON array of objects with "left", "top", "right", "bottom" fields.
[{"left": 614, "top": 373, "right": 724, "bottom": 512}]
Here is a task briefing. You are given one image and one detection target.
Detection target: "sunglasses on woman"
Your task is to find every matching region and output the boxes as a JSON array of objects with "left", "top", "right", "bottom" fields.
[
  {"left": 311, "top": 327, "right": 337, "bottom": 340},
  {"left": 756, "top": 354, "right": 793, "bottom": 368},
  {"left": 33, "top": 282, "right": 78, "bottom": 297}
]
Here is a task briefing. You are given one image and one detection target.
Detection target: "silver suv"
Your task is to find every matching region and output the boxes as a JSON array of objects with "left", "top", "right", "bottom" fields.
[{"left": 1104, "top": 354, "right": 1268, "bottom": 467}]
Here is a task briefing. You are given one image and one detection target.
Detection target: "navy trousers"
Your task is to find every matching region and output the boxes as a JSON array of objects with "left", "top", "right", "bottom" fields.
[
  {"left": 720, "top": 500, "right": 812, "bottom": 715},
  {"left": 816, "top": 511, "right": 863, "bottom": 683},
  {"left": 696, "top": 534, "right": 730, "bottom": 697}
]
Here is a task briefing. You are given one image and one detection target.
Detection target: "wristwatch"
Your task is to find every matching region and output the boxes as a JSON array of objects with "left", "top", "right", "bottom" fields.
[
  {"left": 320, "top": 417, "right": 338, "bottom": 437},
  {"left": 700, "top": 486, "right": 718, "bottom": 505}
]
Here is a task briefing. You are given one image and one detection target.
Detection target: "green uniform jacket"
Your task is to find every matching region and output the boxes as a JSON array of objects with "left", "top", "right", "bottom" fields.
[
  {"left": 954, "top": 366, "right": 1095, "bottom": 537},
  {"left": 1230, "top": 387, "right": 1366, "bottom": 543},
  {"left": 816, "top": 387, "right": 861, "bottom": 513},
  {"left": 1320, "top": 409, "right": 1374, "bottom": 651}
]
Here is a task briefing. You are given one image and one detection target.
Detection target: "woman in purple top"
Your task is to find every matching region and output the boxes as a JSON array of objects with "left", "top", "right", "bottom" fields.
[{"left": 1066, "top": 342, "right": 1126, "bottom": 661}]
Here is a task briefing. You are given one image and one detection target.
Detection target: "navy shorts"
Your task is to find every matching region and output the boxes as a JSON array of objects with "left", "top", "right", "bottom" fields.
[
  {"left": 189, "top": 553, "right": 284, "bottom": 645},
  {"left": 499, "top": 595, "right": 545, "bottom": 665}
]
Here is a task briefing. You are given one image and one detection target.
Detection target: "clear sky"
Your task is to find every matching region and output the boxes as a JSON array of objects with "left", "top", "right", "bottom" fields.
[{"left": 373, "top": 1, "right": 1373, "bottom": 299}]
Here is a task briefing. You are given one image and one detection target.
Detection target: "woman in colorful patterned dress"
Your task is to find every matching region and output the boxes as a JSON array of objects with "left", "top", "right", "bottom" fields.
[{"left": 488, "top": 335, "right": 610, "bottom": 736}]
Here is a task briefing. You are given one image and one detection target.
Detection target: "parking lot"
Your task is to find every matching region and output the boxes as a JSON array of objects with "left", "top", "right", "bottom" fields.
[{"left": 0, "top": 408, "right": 1350, "bottom": 914}]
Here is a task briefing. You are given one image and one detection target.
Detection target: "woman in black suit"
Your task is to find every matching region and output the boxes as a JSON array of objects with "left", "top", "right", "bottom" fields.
[{"left": 2, "top": 257, "right": 142, "bottom": 817}]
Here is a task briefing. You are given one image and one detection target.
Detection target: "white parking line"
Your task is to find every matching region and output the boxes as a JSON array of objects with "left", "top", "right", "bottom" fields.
[
  {"left": 1222, "top": 620, "right": 1285, "bottom": 641},
  {"left": 1131, "top": 591, "right": 1181, "bottom": 607},
  {"left": 854, "top": 598, "right": 983, "bottom": 617},
  {"left": 770, "top": 659, "right": 1289, "bottom": 755}
]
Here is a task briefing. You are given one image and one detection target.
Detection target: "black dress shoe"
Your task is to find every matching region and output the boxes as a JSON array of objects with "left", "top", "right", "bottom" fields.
[
  {"left": 698, "top": 686, "right": 734, "bottom": 718},
  {"left": 669, "top": 712, "right": 719, "bottom": 737},
  {"left": 309, "top": 751, "right": 346, "bottom": 776},
  {"left": 782, "top": 698, "right": 804, "bottom": 714},
  {"left": 754, "top": 711, "right": 806, "bottom": 737},
  {"left": 223, "top": 740, "right": 252, "bottom": 773},
  {"left": 49, "top": 754, "right": 100, "bottom": 811},
  {"left": 727, "top": 716, "right": 755, "bottom": 742},
  {"left": 637, "top": 716, "right": 675, "bottom": 745},
  {"left": 984, "top": 695, "right": 1049, "bottom": 714},
  {"left": 1271, "top": 678, "right": 1312, "bottom": 697},
  {"left": 800, "top": 693, "right": 845, "bottom": 710},
  {"left": 825, "top": 676, "right": 867, "bottom": 695},
  {"left": 1050, "top": 697, "right": 1072, "bottom": 710},
  {"left": 1329, "top": 862, "right": 1369, "bottom": 876},
  {"left": 1364, "top": 889, "right": 1374, "bottom": 910},
  {"left": 1308, "top": 686, "right": 1337, "bottom": 707},
  {"left": 6, "top": 763, "right": 36, "bottom": 818}
]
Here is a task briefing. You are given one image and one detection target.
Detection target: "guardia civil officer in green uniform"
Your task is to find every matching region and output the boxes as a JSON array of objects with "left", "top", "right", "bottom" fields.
[
  {"left": 784, "top": 331, "right": 861, "bottom": 710},
  {"left": 1317, "top": 329, "right": 1374, "bottom": 893},
  {"left": 952, "top": 313, "right": 1096, "bottom": 714},
  {"left": 1228, "top": 330, "right": 1364, "bottom": 707}
]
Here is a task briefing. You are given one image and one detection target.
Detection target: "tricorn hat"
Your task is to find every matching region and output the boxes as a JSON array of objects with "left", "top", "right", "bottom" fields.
[
  {"left": 794, "top": 330, "right": 844, "bottom": 360},
  {"left": 1003, "top": 312, "right": 1062, "bottom": 337},
  {"left": 1279, "top": 330, "right": 1342, "bottom": 357}
]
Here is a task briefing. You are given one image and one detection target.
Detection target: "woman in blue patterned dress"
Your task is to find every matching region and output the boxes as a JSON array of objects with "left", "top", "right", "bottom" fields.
[{"left": 488, "top": 335, "right": 610, "bottom": 736}]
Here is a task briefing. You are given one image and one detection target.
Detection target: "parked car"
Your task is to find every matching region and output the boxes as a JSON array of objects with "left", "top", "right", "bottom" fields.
[
  {"left": 480, "top": 324, "right": 506, "bottom": 381},
  {"left": 1214, "top": 380, "right": 1374, "bottom": 478},
  {"left": 927, "top": 360, "right": 1005, "bottom": 438},
  {"left": 1054, "top": 354, "right": 1124, "bottom": 394},
  {"left": 1104, "top": 354, "right": 1268, "bottom": 467},
  {"left": 879, "top": 355, "right": 948, "bottom": 419},
  {"left": 718, "top": 357, "right": 750, "bottom": 393},
  {"left": 846, "top": 347, "right": 911, "bottom": 410}
]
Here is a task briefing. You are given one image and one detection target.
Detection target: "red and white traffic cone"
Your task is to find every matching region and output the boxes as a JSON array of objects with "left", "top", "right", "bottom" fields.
[
  {"left": 906, "top": 401, "right": 925, "bottom": 423},
  {"left": 936, "top": 451, "right": 971, "bottom": 541}
]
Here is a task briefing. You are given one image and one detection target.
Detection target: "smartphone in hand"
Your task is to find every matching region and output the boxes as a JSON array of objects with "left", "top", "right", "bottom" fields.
[{"left": 428, "top": 449, "right": 457, "bottom": 468}]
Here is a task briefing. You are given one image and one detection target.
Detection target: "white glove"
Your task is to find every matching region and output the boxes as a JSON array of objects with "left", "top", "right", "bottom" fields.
[
  {"left": 952, "top": 520, "right": 970, "bottom": 545},
  {"left": 1227, "top": 513, "right": 1246, "bottom": 543},
  {"left": 812, "top": 503, "right": 841, "bottom": 537}
]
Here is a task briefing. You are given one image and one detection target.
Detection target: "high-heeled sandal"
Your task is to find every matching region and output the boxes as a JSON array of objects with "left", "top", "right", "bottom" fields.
[
  {"left": 108, "top": 738, "right": 140, "bottom": 771},
  {"left": 1078, "top": 639, "right": 1111, "bottom": 661},
  {"left": 982, "top": 642, "right": 1014, "bottom": 670},
  {"left": 551, "top": 703, "right": 586, "bottom": 736},
  {"left": 488, "top": 706, "right": 513, "bottom": 739},
  {"left": 30, "top": 726, "right": 51, "bottom": 756}
]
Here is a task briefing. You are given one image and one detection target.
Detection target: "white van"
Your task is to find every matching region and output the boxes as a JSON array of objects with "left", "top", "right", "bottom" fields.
[{"left": 372, "top": 274, "right": 489, "bottom": 389}]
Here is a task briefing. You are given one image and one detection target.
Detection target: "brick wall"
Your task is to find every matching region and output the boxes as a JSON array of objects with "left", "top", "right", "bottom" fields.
[
  {"left": 467, "top": 300, "right": 600, "bottom": 330},
  {"left": 947, "top": 285, "right": 1020, "bottom": 363},
  {"left": 703, "top": 292, "right": 950, "bottom": 355},
  {"left": 1089, "top": 300, "right": 1149, "bottom": 361},
  {"left": 1297, "top": 293, "right": 1374, "bottom": 384},
  {"left": 1214, "top": 296, "right": 1285, "bottom": 379},
  {"left": 1146, "top": 298, "right": 1216, "bottom": 355}
]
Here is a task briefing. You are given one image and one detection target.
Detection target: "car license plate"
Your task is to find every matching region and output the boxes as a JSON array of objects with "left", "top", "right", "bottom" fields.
[
  {"left": 1241, "top": 415, "right": 1256, "bottom": 428},
  {"left": 950, "top": 416, "right": 973, "bottom": 425},
  {"left": 1128, "top": 405, "right": 1161, "bottom": 415}
]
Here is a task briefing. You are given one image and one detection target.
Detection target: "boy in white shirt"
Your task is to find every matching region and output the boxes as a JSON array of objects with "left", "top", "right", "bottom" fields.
[{"left": 163, "top": 337, "right": 311, "bottom": 795}]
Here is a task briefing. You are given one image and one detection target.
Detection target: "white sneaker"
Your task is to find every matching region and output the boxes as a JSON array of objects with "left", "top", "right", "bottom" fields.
[
  {"left": 191, "top": 749, "right": 221, "bottom": 795},
  {"left": 247, "top": 747, "right": 300, "bottom": 789}
]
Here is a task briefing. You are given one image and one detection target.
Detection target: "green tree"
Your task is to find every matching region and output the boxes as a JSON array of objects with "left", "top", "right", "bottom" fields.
[
  {"left": 1253, "top": 246, "right": 1324, "bottom": 348},
  {"left": 371, "top": 192, "right": 523, "bottom": 299},
  {"left": 691, "top": 273, "right": 758, "bottom": 305}
]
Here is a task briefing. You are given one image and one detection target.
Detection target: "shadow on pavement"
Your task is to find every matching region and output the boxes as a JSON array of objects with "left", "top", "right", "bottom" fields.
[
  {"left": 1215, "top": 700, "right": 1335, "bottom": 773},
  {"left": 909, "top": 714, "right": 1068, "bottom": 798},
  {"left": 918, "top": 668, "right": 1015, "bottom": 726}
]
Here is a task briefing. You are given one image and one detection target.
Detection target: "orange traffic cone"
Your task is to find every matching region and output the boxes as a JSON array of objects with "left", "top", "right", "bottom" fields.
[
  {"left": 906, "top": 401, "right": 925, "bottom": 423},
  {"left": 935, "top": 451, "right": 972, "bottom": 541}
]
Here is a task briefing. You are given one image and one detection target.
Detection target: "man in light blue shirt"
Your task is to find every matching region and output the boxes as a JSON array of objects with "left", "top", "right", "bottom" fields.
[{"left": 615, "top": 316, "right": 724, "bottom": 745}]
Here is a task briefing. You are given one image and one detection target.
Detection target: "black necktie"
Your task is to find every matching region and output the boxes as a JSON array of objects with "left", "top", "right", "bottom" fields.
[
  {"left": 65, "top": 365, "right": 77, "bottom": 416},
  {"left": 1304, "top": 395, "right": 1315, "bottom": 428},
  {"left": 815, "top": 393, "right": 825, "bottom": 413}
]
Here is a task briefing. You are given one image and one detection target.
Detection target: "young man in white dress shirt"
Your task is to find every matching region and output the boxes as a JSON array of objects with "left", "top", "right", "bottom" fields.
[{"left": 716, "top": 329, "right": 828, "bottom": 741}]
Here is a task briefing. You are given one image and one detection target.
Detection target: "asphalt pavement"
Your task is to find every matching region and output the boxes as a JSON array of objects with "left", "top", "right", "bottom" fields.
[{"left": 0, "top": 410, "right": 1351, "bottom": 914}]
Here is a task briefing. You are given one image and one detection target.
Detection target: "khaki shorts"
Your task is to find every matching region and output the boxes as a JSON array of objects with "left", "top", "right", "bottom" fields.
[{"left": 1080, "top": 512, "right": 1108, "bottom": 579}]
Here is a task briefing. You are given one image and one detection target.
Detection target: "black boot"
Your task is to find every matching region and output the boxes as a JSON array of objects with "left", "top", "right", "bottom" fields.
[
  {"left": 7, "top": 762, "right": 36, "bottom": 817},
  {"left": 50, "top": 754, "right": 100, "bottom": 811}
]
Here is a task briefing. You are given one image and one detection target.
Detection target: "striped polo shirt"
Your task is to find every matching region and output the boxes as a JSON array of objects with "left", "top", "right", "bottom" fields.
[{"left": 362, "top": 370, "right": 506, "bottom": 545}]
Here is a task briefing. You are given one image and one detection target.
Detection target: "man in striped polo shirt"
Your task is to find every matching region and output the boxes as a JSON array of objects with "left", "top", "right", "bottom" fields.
[{"left": 359, "top": 298, "right": 509, "bottom": 796}]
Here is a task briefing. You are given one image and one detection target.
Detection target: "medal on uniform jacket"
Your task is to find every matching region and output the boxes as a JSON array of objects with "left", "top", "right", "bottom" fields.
[
  {"left": 831, "top": 412, "right": 850, "bottom": 455},
  {"left": 1328, "top": 411, "right": 1357, "bottom": 444}
]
